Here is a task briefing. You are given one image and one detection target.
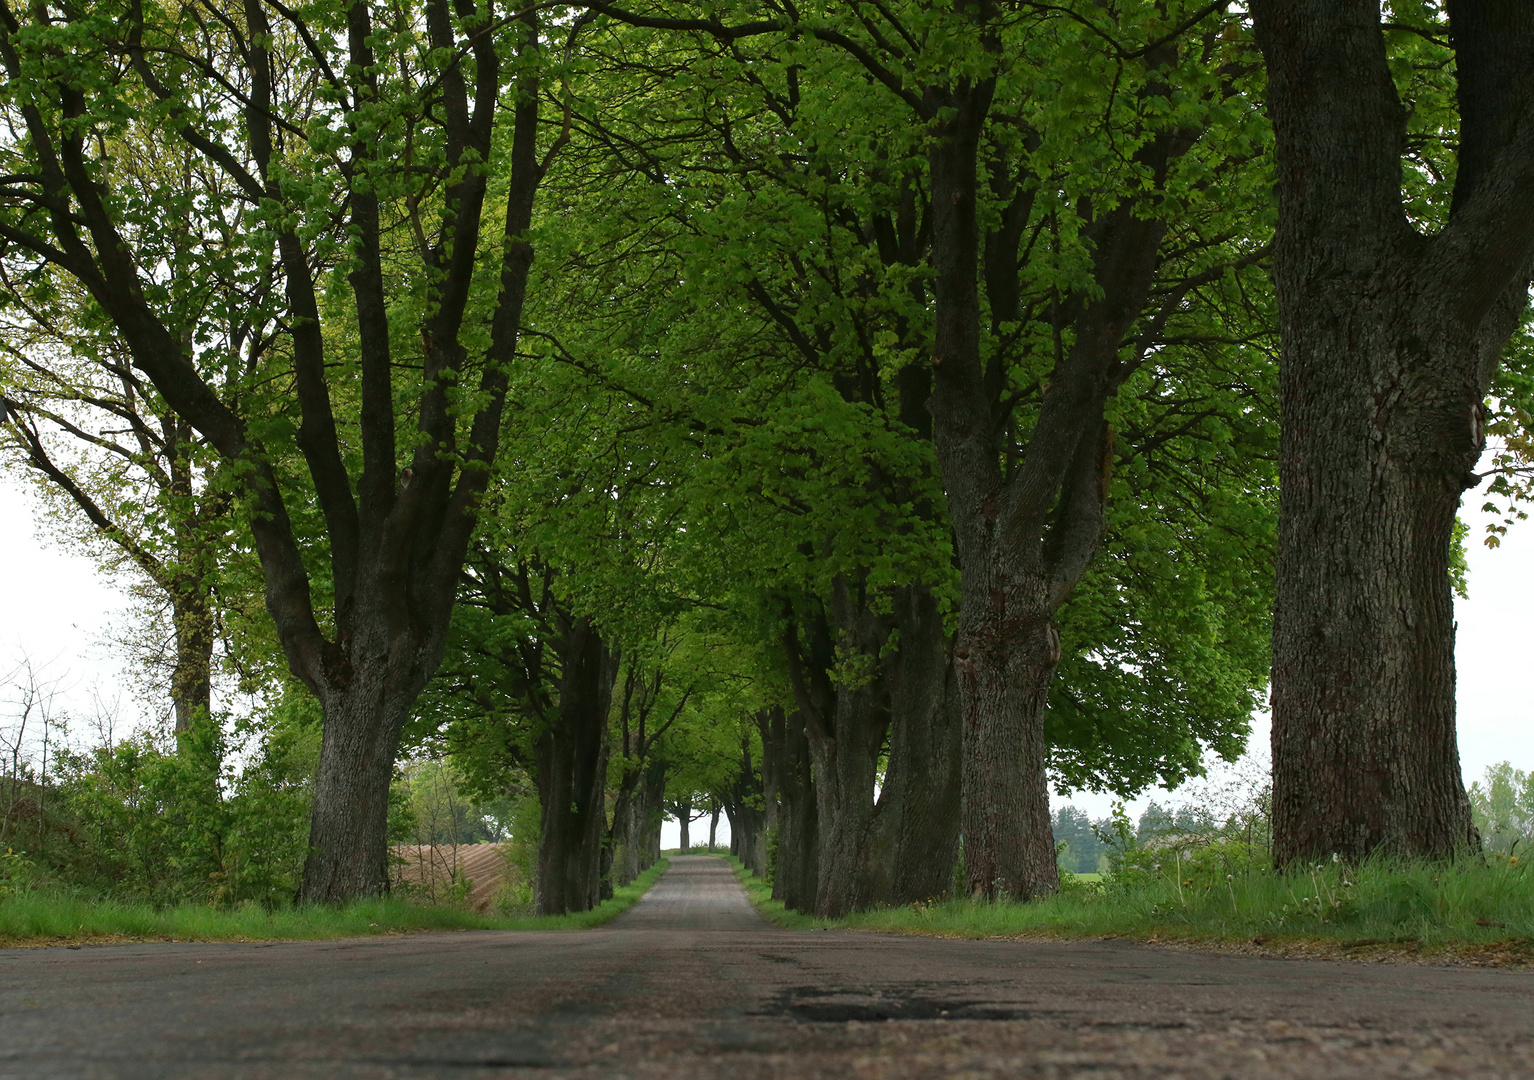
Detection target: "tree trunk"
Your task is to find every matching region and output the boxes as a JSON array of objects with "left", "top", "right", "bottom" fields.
[
  {"left": 300, "top": 646, "right": 422, "bottom": 902},
  {"left": 707, "top": 800, "right": 719, "bottom": 852},
  {"left": 755, "top": 710, "right": 780, "bottom": 880},
  {"left": 640, "top": 753, "right": 666, "bottom": 870},
  {"left": 1253, "top": 0, "right": 1534, "bottom": 865},
  {"left": 1268, "top": 296, "right": 1478, "bottom": 861},
  {"left": 727, "top": 733, "right": 766, "bottom": 873},
  {"left": 782, "top": 584, "right": 887, "bottom": 917},
  {"left": 534, "top": 615, "right": 616, "bottom": 915},
  {"left": 676, "top": 796, "right": 691, "bottom": 853},
  {"left": 923, "top": 84, "right": 1060, "bottom": 901},
  {"left": 607, "top": 770, "right": 643, "bottom": 888},
  {"left": 863, "top": 584, "right": 963, "bottom": 904},
  {"left": 770, "top": 708, "right": 819, "bottom": 912},
  {"left": 169, "top": 587, "right": 216, "bottom": 737},
  {"left": 805, "top": 592, "right": 890, "bottom": 918}
]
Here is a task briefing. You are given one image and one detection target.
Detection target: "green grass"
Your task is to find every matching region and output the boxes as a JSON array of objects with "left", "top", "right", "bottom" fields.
[
  {"left": 0, "top": 858, "right": 668, "bottom": 947},
  {"left": 722, "top": 852, "right": 1534, "bottom": 963}
]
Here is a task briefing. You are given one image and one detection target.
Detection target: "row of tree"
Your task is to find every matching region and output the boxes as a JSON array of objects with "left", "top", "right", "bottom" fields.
[{"left": 1, "top": 0, "right": 1531, "bottom": 914}]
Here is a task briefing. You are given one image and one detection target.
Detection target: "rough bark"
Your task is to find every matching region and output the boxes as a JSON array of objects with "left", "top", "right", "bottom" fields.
[
  {"left": 755, "top": 709, "right": 781, "bottom": 880},
  {"left": 533, "top": 615, "right": 617, "bottom": 915},
  {"left": 302, "top": 640, "right": 423, "bottom": 899},
  {"left": 1253, "top": 0, "right": 1534, "bottom": 864},
  {"left": 726, "top": 733, "right": 767, "bottom": 875},
  {"left": 862, "top": 583, "right": 963, "bottom": 905},
  {"left": 784, "top": 586, "right": 891, "bottom": 917},
  {"left": 639, "top": 754, "right": 667, "bottom": 867},
  {"left": 768, "top": 707, "right": 819, "bottom": 912}
]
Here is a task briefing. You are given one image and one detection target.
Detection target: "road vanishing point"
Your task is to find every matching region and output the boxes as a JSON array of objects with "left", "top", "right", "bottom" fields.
[{"left": 3, "top": 856, "right": 1532, "bottom": 1078}]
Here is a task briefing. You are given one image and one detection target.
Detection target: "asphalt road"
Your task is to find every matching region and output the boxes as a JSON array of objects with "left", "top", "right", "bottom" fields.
[{"left": 3, "top": 855, "right": 1533, "bottom": 1078}]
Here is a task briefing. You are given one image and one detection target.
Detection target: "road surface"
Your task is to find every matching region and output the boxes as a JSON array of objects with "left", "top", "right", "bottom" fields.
[{"left": 3, "top": 856, "right": 1532, "bottom": 1078}]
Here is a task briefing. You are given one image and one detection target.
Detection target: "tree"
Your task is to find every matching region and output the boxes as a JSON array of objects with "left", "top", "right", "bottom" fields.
[
  {"left": 579, "top": 0, "right": 1275, "bottom": 901},
  {"left": 1050, "top": 805, "right": 1106, "bottom": 874},
  {"left": 1251, "top": 0, "right": 1534, "bottom": 864},
  {"left": 1, "top": 300, "right": 233, "bottom": 736},
  {"left": 1466, "top": 761, "right": 1534, "bottom": 853},
  {"left": 0, "top": 0, "right": 558, "bottom": 899},
  {"left": 420, "top": 551, "right": 619, "bottom": 915}
]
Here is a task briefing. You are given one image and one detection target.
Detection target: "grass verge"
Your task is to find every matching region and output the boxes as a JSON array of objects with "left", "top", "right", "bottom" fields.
[
  {"left": 722, "top": 854, "right": 1534, "bottom": 967},
  {"left": 0, "top": 857, "right": 669, "bottom": 948}
]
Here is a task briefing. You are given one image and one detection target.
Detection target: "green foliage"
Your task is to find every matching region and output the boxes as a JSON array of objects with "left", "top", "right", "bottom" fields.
[
  {"left": 492, "top": 827, "right": 539, "bottom": 915},
  {"left": 10, "top": 705, "right": 316, "bottom": 907},
  {"left": 1051, "top": 806, "right": 1109, "bottom": 875},
  {"left": 1468, "top": 762, "right": 1534, "bottom": 854},
  {"left": 506, "top": 0, "right": 1279, "bottom": 804},
  {"left": 392, "top": 760, "right": 506, "bottom": 848},
  {"left": 51, "top": 727, "right": 229, "bottom": 903},
  {"left": 0, "top": 846, "right": 33, "bottom": 896}
]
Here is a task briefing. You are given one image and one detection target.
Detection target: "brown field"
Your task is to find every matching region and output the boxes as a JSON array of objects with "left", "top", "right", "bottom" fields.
[{"left": 389, "top": 843, "right": 515, "bottom": 910}]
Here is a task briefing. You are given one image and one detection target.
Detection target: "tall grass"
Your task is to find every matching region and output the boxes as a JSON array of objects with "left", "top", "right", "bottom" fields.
[
  {"left": 0, "top": 858, "right": 668, "bottom": 946},
  {"left": 725, "top": 852, "right": 1534, "bottom": 955}
]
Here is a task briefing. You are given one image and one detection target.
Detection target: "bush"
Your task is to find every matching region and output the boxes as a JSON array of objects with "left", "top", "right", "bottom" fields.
[{"left": 8, "top": 711, "right": 317, "bottom": 907}]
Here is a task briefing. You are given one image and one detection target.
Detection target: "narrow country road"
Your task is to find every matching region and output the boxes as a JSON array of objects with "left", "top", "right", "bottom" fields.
[{"left": 3, "top": 856, "right": 1532, "bottom": 1078}]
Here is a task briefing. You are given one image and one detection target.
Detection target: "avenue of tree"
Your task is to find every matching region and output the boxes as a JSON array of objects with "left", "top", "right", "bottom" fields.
[{"left": 1, "top": 0, "right": 1532, "bottom": 913}]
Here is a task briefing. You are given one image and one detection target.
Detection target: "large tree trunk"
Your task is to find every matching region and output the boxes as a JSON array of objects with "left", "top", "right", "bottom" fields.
[
  {"left": 953, "top": 569, "right": 1061, "bottom": 899},
  {"left": 1254, "top": 0, "right": 1534, "bottom": 865},
  {"left": 755, "top": 710, "right": 780, "bottom": 880},
  {"left": 607, "top": 769, "right": 643, "bottom": 889},
  {"left": 640, "top": 754, "right": 666, "bottom": 868},
  {"left": 769, "top": 708, "right": 819, "bottom": 912},
  {"left": 534, "top": 615, "right": 616, "bottom": 915},
  {"left": 726, "top": 734, "right": 766, "bottom": 874},
  {"left": 300, "top": 617, "right": 435, "bottom": 901},
  {"left": 788, "top": 583, "right": 891, "bottom": 918},
  {"left": 863, "top": 584, "right": 963, "bottom": 904},
  {"left": 924, "top": 83, "right": 1059, "bottom": 902}
]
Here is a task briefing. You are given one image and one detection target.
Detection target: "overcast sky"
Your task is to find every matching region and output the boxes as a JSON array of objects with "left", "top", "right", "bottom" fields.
[{"left": 2, "top": 466, "right": 1530, "bottom": 846}]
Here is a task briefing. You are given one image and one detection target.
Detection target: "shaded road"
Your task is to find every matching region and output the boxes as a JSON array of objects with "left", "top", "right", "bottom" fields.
[{"left": 3, "top": 856, "right": 1532, "bottom": 1078}]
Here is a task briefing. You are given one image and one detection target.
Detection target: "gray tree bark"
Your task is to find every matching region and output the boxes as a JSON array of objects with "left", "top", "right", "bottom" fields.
[
  {"left": 533, "top": 615, "right": 616, "bottom": 915},
  {"left": 1253, "top": 0, "right": 1534, "bottom": 864}
]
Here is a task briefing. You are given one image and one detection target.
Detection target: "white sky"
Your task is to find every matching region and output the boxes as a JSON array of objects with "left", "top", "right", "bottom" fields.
[{"left": 2, "top": 469, "right": 1530, "bottom": 850}]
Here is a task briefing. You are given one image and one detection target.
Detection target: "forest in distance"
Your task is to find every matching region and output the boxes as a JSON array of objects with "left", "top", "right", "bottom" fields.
[{"left": 3, "top": 0, "right": 1534, "bottom": 924}]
